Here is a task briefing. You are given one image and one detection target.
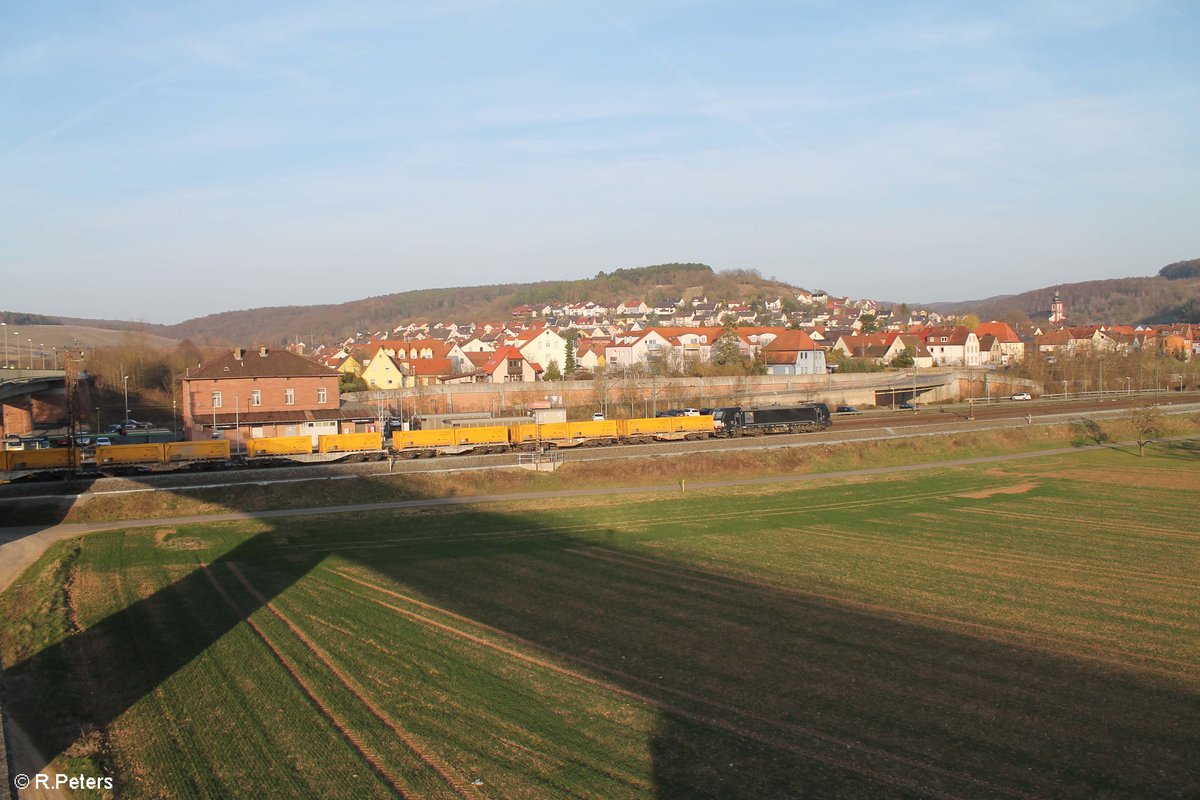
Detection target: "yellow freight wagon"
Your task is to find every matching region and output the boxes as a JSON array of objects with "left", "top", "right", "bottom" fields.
[
  {"left": 393, "top": 429, "right": 455, "bottom": 450},
  {"left": 246, "top": 436, "right": 313, "bottom": 457},
  {"left": 3, "top": 448, "right": 79, "bottom": 471},
  {"left": 164, "top": 440, "right": 231, "bottom": 462},
  {"left": 566, "top": 420, "right": 619, "bottom": 439},
  {"left": 318, "top": 432, "right": 382, "bottom": 454},
  {"left": 617, "top": 415, "right": 714, "bottom": 440},
  {"left": 96, "top": 443, "right": 166, "bottom": 465},
  {"left": 453, "top": 426, "right": 509, "bottom": 447},
  {"left": 678, "top": 414, "right": 715, "bottom": 434},
  {"left": 617, "top": 417, "right": 673, "bottom": 437},
  {"left": 508, "top": 422, "right": 571, "bottom": 445}
]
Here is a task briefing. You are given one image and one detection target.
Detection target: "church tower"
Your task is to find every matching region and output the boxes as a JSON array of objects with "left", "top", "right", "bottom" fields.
[{"left": 1049, "top": 290, "right": 1065, "bottom": 325}]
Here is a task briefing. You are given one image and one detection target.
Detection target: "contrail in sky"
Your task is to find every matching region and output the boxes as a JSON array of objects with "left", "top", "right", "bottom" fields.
[
  {"left": 604, "top": 12, "right": 788, "bottom": 155},
  {"left": 8, "top": 66, "right": 181, "bottom": 156}
]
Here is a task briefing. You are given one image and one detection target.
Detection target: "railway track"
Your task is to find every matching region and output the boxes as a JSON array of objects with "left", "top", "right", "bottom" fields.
[{"left": 2, "top": 394, "right": 1197, "bottom": 502}]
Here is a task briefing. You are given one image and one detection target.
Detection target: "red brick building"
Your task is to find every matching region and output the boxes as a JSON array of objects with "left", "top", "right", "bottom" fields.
[{"left": 182, "top": 347, "right": 367, "bottom": 446}]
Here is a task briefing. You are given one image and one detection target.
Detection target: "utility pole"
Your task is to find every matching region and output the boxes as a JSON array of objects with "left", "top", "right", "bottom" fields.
[{"left": 65, "top": 351, "right": 80, "bottom": 475}]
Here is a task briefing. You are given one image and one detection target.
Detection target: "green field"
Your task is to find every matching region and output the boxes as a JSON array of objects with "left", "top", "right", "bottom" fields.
[{"left": 3, "top": 442, "right": 1198, "bottom": 798}]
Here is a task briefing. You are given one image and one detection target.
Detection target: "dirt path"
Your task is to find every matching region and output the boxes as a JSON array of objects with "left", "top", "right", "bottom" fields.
[{"left": 3, "top": 718, "right": 64, "bottom": 800}]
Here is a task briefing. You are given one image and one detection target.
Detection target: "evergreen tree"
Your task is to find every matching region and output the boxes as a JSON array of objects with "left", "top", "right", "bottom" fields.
[
  {"left": 564, "top": 339, "right": 576, "bottom": 376},
  {"left": 543, "top": 359, "right": 562, "bottom": 381},
  {"left": 714, "top": 324, "right": 743, "bottom": 366}
]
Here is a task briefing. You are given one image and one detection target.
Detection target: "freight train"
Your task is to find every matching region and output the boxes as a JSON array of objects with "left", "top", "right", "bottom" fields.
[{"left": 1, "top": 404, "right": 832, "bottom": 477}]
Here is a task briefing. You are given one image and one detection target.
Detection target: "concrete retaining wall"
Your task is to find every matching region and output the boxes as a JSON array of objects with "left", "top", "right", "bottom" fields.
[{"left": 344, "top": 369, "right": 978, "bottom": 417}]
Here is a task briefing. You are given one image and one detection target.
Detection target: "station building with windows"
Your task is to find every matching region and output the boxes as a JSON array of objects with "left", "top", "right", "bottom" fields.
[{"left": 181, "top": 346, "right": 371, "bottom": 445}]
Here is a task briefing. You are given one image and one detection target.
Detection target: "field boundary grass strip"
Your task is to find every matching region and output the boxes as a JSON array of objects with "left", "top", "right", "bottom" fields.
[
  {"left": 197, "top": 563, "right": 414, "bottom": 799},
  {"left": 224, "top": 563, "right": 479, "bottom": 800},
  {"left": 573, "top": 545, "right": 1199, "bottom": 678},
  {"left": 321, "top": 567, "right": 1037, "bottom": 800}
]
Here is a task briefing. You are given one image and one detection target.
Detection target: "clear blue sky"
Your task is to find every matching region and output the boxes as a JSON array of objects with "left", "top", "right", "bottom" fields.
[{"left": 2, "top": 1, "right": 1197, "bottom": 323}]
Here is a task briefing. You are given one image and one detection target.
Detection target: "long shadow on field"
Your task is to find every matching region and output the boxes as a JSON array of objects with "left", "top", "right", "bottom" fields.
[{"left": 3, "top": 484, "right": 1200, "bottom": 799}]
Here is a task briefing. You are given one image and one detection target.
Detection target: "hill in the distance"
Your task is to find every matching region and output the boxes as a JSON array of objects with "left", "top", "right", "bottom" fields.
[
  {"left": 152, "top": 263, "right": 803, "bottom": 346},
  {"left": 929, "top": 258, "right": 1200, "bottom": 325},
  {"left": 5, "top": 263, "right": 813, "bottom": 349}
]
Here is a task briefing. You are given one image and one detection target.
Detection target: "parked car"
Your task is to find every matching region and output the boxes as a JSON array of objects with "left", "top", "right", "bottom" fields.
[
  {"left": 1010, "top": 392, "right": 1032, "bottom": 401},
  {"left": 106, "top": 419, "right": 151, "bottom": 432},
  {"left": 899, "top": 401, "right": 915, "bottom": 410},
  {"left": 654, "top": 409, "right": 685, "bottom": 418},
  {"left": 95, "top": 436, "right": 112, "bottom": 447},
  {"left": 835, "top": 405, "right": 860, "bottom": 414},
  {"left": 592, "top": 412, "right": 605, "bottom": 421},
  {"left": 681, "top": 408, "right": 701, "bottom": 416}
]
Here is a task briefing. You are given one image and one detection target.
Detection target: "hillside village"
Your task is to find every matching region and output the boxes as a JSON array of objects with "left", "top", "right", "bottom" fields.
[{"left": 299, "top": 288, "right": 1197, "bottom": 389}]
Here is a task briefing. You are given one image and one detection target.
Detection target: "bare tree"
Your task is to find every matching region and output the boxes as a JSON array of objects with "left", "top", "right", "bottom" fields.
[{"left": 1127, "top": 403, "right": 1164, "bottom": 456}]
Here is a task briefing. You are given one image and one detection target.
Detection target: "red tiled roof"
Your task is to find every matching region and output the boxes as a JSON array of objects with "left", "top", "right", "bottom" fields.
[
  {"left": 186, "top": 348, "right": 338, "bottom": 380},
  {"left": 762, "top": 329, "right": 818, "bottom": 352}
]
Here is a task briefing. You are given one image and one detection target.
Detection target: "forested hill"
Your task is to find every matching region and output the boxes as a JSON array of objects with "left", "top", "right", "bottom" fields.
[
  {"left": 929, "top": 258, "right": 1200, "bottom": 325},
  {"left": 146, "top": 263, "right": 803, "bottom": 346}
]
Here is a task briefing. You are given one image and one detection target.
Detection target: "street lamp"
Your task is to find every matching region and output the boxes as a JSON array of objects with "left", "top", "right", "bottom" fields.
[
  {"left": 1, "top": 322, "right": 7, "bottom": 367},
  {"left": 40, "top": 343, "right": 46, "bottom": 369},
  {"left": 1125, "top": 376, "right": 1130, "bottom": 395},
  {"left": 14, "top": 331, "right": 19, "bottom": 369},
  {"left": 27, "top": 338, "right": 33, "bottom": 369},
  {"left": 52, "top": 347, "right": 58, "bottom": 369},
  {"left": 123, "top": 375, "right": 130, "bottom": 422}
]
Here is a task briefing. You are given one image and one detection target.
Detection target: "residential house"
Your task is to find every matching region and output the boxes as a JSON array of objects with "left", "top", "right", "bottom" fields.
[
  {"left": 617, "top": 300, "right": 650, "bottom": 316},
  {"left": 181, "top": 346, "right": 355, "bottom": 445},
  {"left": 974, "top": 323, "right": 1025, "bottom": 364},
  {"left": 513, "top": 327, "right": 569, "bottom": 377},
  {"left": 922, "top": 327, "right": 981, "bottom": 366},
  {"left": 761, "top": 330, "right": 826, "bottom": 375},
  {"left": 466, "top": 346, "right": 536, "bottom": 382}
]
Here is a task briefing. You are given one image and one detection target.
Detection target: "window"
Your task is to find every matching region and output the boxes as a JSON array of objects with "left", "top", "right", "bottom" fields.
[
  {"left": 285, "top": 388, "right": 295, "bottom": 405},
  {"left": 250, "top": 390, "right": 261, "bottom": 406},
  {"left": 212, "top": 391, "right": 222, "bottom": 408},
  {"left": 317, "top": 387, "right": 327, "bottom": 404}
]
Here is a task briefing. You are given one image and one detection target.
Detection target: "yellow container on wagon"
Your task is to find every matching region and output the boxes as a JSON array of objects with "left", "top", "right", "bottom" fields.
[
  {"left": 392, "top": 429, "right": 455, "bottom": 450},
  {"left": 452, "top": 426, "right": 509, "bottom": 446},
  {"left": 3, "top": 448, "right": 79, "bottom": 470},
  {"left": 96, "top": 443, "right": 166, "bottom": 465},
  {"left": 164, "top": 440, "right": 231, "bottom": 462},
  {"left": 617, "top": 417, "right": 673, "bottom": 436},
  {"left": 680, "top": 414, "right": 715, "bottom": 433},
  {"left": 246, "top": 436, "right": 313, "bottom": 457},
  {"left": 318, "top": 432, "right": 382, "bottom": 454},
  {"left": 566, "top": 420, "right": 619, "bottom": 439},
  {"left": 616, "top": 415, "right": 714, "bottom": 437},
  {"left": 508, "top": 422, "right": 570, "bottom": 444}
]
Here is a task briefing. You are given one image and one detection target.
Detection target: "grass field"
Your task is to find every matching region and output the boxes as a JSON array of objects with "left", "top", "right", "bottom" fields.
[{"left": 3, "top": 442, "right": 1198, "bottom": 798}]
